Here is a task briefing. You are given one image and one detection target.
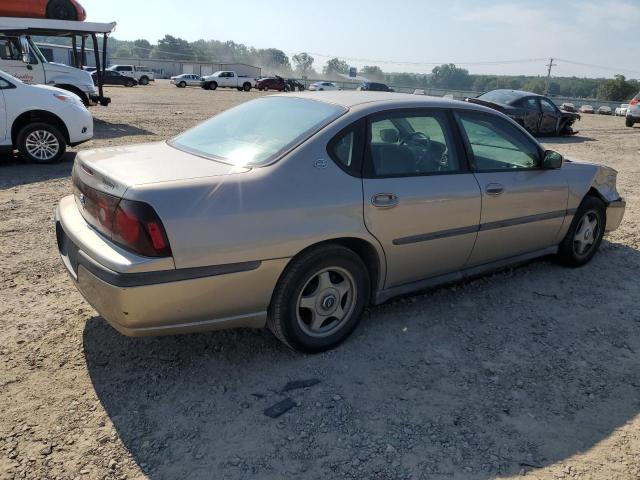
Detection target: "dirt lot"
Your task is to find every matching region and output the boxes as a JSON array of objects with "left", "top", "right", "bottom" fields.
[{"left": 1, "top": 81, "right": 639, "bottom": 480}]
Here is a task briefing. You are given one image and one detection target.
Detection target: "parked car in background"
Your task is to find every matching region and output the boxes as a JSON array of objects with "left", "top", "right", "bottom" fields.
[
  {"left": 256, "top": 76, "right": 286, "bottom": 91},
  {"left": 625, "top": 93, "right": 640, "bottom": 127},
  {"left": 285, "top": 78, "right": 305, "bottom": 92},
  {"left": 466, "top": 89, "right": 580, "bottom": 135},
  {"left": 615, "top": 104, "right": 629, "bottom": 116},
  {"left": 308, "top": 81, "right": 339, "bottom": 91},
  {"left": 560, "top": 103, "right": 576, "bottom": 112},
  {"left": 170, "top": 74, "right": 202, "bottom": 88},
  {"left": 413, "top": 89, "right": 426, "bottom": 95},
  {"left": 56, "top": 92, "right": 625, "bottom": 352},
  {"left": 0, "top": 0, "right": 86, "bottom": 21},
  {"left": 201, "top": 71, "right": 255, "bottom": 91},
  {"left": 597, "top": 106, "right": 612, "bottom": 115},
  {"left": 357, "top": 82, "right": 394, "bottom": 92},
  {"left": 92, "top": 70, "right": 137, "bottom": 87},
  {"left": 107, "top": 65, "right": 154, "bottom": 85},
  {"left": 0, "top": 70, "right": 92, "bottom": 163},
  {"left": 580, "top": 105, "right": 595, "bottom": 114}
]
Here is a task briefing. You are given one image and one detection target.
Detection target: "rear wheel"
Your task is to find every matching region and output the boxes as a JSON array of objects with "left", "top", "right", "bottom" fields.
[
  {"left": 556, "top": 196, "right": 605, "bottom": 267},
  {"left": 17, "top": 123, "right": 66, "bottom": 164},
  {"left": 243, "top": 82, "right": 251, "bottom": 91},
  {"left": 139, "top": 76, "right": 149, "bottom": 86},
  {"left": 626, "top": 117, "right": 634, "bottom": 127},
  {"left": 46, "top": 0, "right": 77, "bottom": 20},
  {"left": 268, "top": 245, "right": 370, "bottom": 353}
]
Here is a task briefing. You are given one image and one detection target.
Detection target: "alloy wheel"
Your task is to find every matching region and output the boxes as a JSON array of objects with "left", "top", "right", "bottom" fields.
[
  {"left": 573, "top": 211, "right": 600, "bottom": 256},
  {"left": 25, "top": 130, "right": 60, "bottom": 162}
]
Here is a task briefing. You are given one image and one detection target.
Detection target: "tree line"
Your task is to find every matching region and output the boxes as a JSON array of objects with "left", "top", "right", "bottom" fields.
[{"left": 36, "top": 35, "right": 639, "bottom": 101}]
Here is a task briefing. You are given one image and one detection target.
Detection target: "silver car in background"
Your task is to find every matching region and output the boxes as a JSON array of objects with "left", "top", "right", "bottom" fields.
[
  {"left": 170, "top": 74, "right": 202, "bottom": 88},
  {"left": 56, "top": 92, "right": 625, "bottom": 352}
]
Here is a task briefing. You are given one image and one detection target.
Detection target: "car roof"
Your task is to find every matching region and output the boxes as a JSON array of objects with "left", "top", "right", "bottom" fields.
[
  {"left": 486, "top": 89, "right": 543, "bottom": 99},
  {"left": 277, "top": 90, "right": 488, "bottom": 111}
]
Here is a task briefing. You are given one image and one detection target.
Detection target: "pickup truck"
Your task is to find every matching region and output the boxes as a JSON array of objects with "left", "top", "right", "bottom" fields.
[
  {"left": 107, "top": 65, "right": 154, "bottom": 85},
  {"left": 201, "top": 71, "right": 255, "bottom": 91}
]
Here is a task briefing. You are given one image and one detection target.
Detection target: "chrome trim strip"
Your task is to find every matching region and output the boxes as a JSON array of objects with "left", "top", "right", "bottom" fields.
[{"left": 393, "top": 209, "right": 574, "bottom": 246}]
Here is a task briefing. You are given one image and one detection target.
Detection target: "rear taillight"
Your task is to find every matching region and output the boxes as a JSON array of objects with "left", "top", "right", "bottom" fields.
[{"left": 72, "top": 170, "right": 172, "bottom": 257}]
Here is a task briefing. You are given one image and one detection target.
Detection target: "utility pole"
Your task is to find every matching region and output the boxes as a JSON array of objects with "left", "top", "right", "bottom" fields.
[{"left": 544, "top": 57, "right": 555, "bottom": 95}]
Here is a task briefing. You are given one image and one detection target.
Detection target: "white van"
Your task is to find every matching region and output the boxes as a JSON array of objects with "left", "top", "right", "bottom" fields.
[
  {"left": 0, "top": 70, "right": 93, "bottom": 163},
  {"left": 0, "top": 35, "right": 99, "bottom": 106}
]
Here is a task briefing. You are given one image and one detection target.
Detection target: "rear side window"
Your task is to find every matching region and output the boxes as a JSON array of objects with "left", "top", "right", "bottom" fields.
[
  {"left": 517, "top": 98, "right": 538, "bottom": 110},
  {"left": 457, "top": 111, "right": 541, "bottom": 171},
  {"left": 327, "top": 119, "right": 364, "bottom": 176}
]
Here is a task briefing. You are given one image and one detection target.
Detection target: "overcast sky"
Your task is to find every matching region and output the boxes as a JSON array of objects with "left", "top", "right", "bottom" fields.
[{"left": 82, "top": 0, "right": 640, "bottom": 79}]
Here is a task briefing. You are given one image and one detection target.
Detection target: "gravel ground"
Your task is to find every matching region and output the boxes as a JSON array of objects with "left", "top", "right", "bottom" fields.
[{"left": 1, "top": 81, "right": 639, "bottom": 480}]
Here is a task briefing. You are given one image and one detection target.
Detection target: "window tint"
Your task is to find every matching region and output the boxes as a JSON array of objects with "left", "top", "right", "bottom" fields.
[
  {"left": 368, "top": 111, "right": 459, "bottom": 177},
  {"left": 0, "top": 78, "right": 11, "bottom": 88},
  {"left": 331, "top": 130, "right": 355, "bottom": 167},
  {"left": 540, "top": 98, "right": 557, "bottom": 113},
  {"left": 457, "top": 112, "right": 540, "bottom": 171},
  {"left": 518, "top": 98, "right": 539, "bottom": 110}
]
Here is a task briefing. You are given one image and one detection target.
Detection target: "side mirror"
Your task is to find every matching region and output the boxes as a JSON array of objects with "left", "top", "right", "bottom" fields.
[
  {"left": 543, "top": 150, "right": 563, "bottom": 169},
  {"left": 19, "top": 35, "right": 30, "bottom": 64}
]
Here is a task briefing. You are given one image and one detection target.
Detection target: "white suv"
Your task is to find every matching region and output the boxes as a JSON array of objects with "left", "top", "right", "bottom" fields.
[
  {"left": 626, "top": 93, "right": 640, "bottom": 127},
  {"left": 0, "top": 70, "right": 93, "bottom": 163}
]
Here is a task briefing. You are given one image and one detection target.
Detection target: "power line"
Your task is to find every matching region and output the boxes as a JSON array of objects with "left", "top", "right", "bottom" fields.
[{"left": 555, "top": 58, "right": 640, "bottom": 76}]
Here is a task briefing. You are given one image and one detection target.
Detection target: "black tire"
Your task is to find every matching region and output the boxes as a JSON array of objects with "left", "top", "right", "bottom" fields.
[
  {"left": 209, "top": 82, "right": 218, "bottom": 90},
  {"left": 556, "top": 195, "right": 606, "bottom": 267},
  {"left": 17, "top": 122, "right": 67, "bottom": 164},
  {"left": 243, "top": 82, "right": 251, "bottom": 92},
  {"left": 178, "top": 81, "right": 186, "bottom": 88},
  {"left": 237, "top": 87, "right": 243, "bottom": 91},
  {"left": 268, "top": 245, "right": 370, "bottom": 353},
  {"left": 139, "top": 76, "right": 149, "bottom": 86},
  {"left": 125, "top": 79, "right": 135, "bottom": 87},
  {"left": 626, "top": 117, "right": 634, "bottom": 127},
  {"left": 46, "top": 0, "right": 77, "bottom": 20}
]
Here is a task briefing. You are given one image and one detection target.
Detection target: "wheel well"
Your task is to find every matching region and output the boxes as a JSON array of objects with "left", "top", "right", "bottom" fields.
[
  {"left": 11, "top": 110, "right": 70, "bottom": 145},
  {"left": 586, "top": 187, "right": 608, "bottom": 205},
  {"left": 54, "top": 84, "right": 89, "bottom": 105},
  {"left": 284, "top": 238, "right": 382, "bottom": 303}
]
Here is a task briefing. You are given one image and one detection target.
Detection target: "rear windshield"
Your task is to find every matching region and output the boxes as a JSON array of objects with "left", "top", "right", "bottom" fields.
[
  {"left": 477, "top": 90, "right": 522, "bottom": 105},
  {"left": 170, "top": 97, "right": 346, "bottom": 167}
]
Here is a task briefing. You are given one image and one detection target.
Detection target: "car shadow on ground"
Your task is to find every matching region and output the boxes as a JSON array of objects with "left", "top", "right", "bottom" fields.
[
  {"left": 542, "top": 135, "right": 597, "bottom": 144},
  {"left": 93, "top": 118, "right": 156, "bottom": 140},
  {"left": 0, "top": 152, "right": 75, "bottom": 190},
  {"left": 84, "top": 240, "right": 640, "bottom": 479}
]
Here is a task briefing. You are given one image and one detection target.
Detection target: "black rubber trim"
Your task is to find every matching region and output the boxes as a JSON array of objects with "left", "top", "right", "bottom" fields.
[
  {"left": 393, "top": 209, "right": 572, "bottom": 246},
  {"left": 77, "top": 251, "right": 261, "bottom": 287},
  {"left": 57, "top": 225, "right": 261, "bottom": 287}
]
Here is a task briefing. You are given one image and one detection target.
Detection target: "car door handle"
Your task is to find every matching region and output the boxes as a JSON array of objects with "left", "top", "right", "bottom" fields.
[
  {"left": 485, "top": 183, "right": 504, "bottom": 196},
  {"left": 372, "top": 193, "right": 399, "bottom": 208}
]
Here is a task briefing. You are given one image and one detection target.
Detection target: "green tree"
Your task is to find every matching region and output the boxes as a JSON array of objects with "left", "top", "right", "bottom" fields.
[
  {"left": 153, "top": 35, "right": 195, "bottom": 60},
  {"left": 323, "top": 57, "right": 349, "bottom": 77},
  {"left": 430, "top": 64, "right": 471, "bottom": 90},
  {"left": 114, "top": 46, "right": 132, "bottom": 58},
  {"left": 292, "top": 52, "right": 315, "bottom": 77},
  {"left": 360, "top": 65, "right": 384, "bottom": 81},
  {"left": 132, "top": 39, "right": 151, "bottom": 58},
  {"left": 597, "top": 75, "right": 637, "bottom": 101}
]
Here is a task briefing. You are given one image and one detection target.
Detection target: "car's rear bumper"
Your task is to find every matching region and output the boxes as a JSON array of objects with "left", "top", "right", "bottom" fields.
[
  {"left": 55, "top": 195, "right": 288, "bottom": 336},
  {"left": 605, "top": 198, "right": 626, "bottom": 232}
]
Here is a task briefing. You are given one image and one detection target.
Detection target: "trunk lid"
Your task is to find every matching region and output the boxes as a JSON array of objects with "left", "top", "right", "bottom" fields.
[{"left": 75, "top": 141, "right": 249, "bottom": 195}]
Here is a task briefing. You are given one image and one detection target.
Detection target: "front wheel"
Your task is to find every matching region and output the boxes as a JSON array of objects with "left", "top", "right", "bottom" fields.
[
  {"left": 125, "top": 79, "right": 135, "bottom": 87},
  {"left": 626, "top": 117, "right": 634, "bottom": 127},
  {"left": 178, "top": 81, "right": 186, "bottom": 88},
  {"left": 268, "top": 245, "right": 370, "bottom": 353},
  {"left": 139, "top": 76, "right": 149, "bottom": 86},
  {"left": 556, "top": 196, "right": 605, "bottom": 267},
  {"left": 17, "top": 123, "right": 67, "bottom": 164},
  {"left": 209, "top": 82, "right": 218, "bottom": 90}
]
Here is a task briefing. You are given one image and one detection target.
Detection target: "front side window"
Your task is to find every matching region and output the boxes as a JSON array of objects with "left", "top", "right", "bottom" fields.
[
  {"left": 457, "top": 112, "right": 540, "bottom": 171},
  {"left": 0, "top": 38, "right": 37, "bottom": 64},
  {"left": 367, "top": 110, "right": 460, "bottom": 177},
  {"left": 171, "top": 97, "right": 346, "bottom": 167},
  {"left": 540, "top": 98, "right": 557, "bottom": 113}
]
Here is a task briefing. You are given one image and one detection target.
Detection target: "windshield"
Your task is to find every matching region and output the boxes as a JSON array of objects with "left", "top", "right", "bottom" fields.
[
  {"left": 477, "top": 90, "right": 523, "bottom": 105},
  {"left": 170, "top": 97, "right": 346, "bottom": 167}
]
